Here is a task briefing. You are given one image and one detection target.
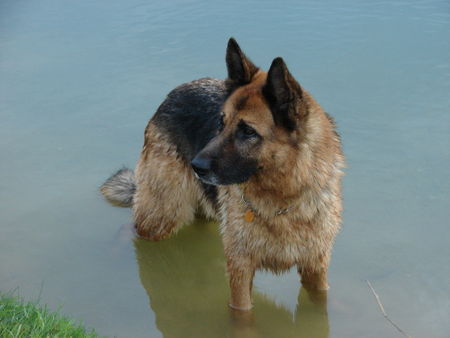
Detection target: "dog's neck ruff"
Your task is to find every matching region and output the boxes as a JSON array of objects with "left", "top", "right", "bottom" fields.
[{"left": 240, "top": 194, "right": 295, "bottom": 218}]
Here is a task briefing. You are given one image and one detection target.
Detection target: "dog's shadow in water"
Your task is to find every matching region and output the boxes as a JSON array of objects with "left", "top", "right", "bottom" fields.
[{"left": 133, "top": 218, "right": 329, "bottom": 338}]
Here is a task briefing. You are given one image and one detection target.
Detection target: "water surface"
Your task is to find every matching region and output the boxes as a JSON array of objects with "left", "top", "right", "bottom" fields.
[{"left": 1, "top": 0, "right": 449, "bottom": 337}]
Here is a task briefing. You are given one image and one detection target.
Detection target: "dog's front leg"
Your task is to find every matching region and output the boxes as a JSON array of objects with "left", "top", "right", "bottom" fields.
[
  {"left": 227, "top": 257, "right": 255, "bottom": 311},
  {"left": 298, "top": 252, "right": 331, "bottom": 291},
  {"left": 300, "top": 268, "right": 329, "bottom": 291}
]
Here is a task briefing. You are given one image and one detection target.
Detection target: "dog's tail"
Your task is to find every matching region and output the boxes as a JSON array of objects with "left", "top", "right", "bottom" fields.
[{"left": 100, "top": 168, "right": 136, "bottom": 207}]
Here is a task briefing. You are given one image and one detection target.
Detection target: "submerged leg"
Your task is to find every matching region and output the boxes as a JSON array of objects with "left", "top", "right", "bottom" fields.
[{"left": 294, "top": 286, "right": 329, "bottom": 338}]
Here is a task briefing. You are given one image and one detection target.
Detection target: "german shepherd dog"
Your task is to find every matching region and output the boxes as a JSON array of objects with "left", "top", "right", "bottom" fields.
[{"left": 101, "top": 38, "right": 344, "bottom": 311}]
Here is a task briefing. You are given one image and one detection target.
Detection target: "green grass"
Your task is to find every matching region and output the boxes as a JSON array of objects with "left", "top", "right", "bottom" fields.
[{"left": 0, "top": 292, "right": 99, "bottom": 338}]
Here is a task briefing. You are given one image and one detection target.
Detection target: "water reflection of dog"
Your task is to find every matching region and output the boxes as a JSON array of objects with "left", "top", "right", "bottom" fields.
[{"left": 133, "top": 219, "right": 329, "bottom": 338}]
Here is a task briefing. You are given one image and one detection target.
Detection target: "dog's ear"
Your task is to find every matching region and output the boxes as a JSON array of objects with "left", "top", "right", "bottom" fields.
[
  {"left": 226, "top": 38, "right": 259, "bottom": 87},
  {"left": 263, "top": 57, "right": 304, "bottom": 131}
]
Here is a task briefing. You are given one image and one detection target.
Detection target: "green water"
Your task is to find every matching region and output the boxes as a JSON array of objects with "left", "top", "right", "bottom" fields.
[{"left": 1, "top": 0, "right": 449, "bottom": 337}]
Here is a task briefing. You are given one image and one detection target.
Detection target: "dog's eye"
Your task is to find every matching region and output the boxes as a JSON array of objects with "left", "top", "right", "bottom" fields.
[
  {"left": 239, "top": 122, "right": 258, "bottom": 138},
  {"left": 243, "top": 125, "right": 256, "bottom": 136}
]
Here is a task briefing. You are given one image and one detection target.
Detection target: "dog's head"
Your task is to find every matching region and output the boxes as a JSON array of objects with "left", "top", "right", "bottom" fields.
[{"left": 191, "top": 38, "right": 309, "bottom": 186}]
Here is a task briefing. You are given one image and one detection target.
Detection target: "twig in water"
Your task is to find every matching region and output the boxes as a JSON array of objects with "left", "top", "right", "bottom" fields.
[{"left": 366, "top": 280, "right": 411, "bottom": 338}]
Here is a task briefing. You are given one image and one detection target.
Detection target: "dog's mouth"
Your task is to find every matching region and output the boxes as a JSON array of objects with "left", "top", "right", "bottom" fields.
[
  {"left": 194, "top": 170, "right": 257, "bottom": 186},
  {"left": 194, "top": 172, "right": 221, "bottom": 186}
]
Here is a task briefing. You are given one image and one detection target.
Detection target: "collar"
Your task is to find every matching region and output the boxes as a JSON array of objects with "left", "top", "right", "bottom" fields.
[{"left": 240, "top": 194, "right": 296, "bottom": 217}]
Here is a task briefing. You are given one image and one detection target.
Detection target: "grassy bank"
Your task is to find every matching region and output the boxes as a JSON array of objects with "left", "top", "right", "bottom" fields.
[{"left": 0, "top": 293, "right": 99, "bottom": 338}]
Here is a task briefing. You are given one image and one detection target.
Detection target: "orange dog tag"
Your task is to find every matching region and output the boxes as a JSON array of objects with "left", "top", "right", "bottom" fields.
[{"left": 244, "top": 210, "right": 255, "bottom": 222}]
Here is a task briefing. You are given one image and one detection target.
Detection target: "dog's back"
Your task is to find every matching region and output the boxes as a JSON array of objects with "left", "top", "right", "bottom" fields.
[
  {"left": 151, "top": 78, "right": 228, "bottom": 161},
  {"left": 101, "top": 78, "right": 226, "bottom": 208}
]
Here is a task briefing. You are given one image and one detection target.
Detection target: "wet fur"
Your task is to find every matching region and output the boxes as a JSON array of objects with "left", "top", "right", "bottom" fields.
[{"left": 101, "top": 38, "right": 344, "bottom": 310}]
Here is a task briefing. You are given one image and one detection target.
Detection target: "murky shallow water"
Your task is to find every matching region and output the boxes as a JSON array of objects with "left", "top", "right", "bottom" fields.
[{"left": 1, "top": 0, "right": 449, "bottom": 337}]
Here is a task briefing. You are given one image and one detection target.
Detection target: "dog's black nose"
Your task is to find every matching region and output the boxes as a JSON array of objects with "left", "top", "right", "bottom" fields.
[{"left": 191, "top": 156, "right": 211, "bottom": 177}]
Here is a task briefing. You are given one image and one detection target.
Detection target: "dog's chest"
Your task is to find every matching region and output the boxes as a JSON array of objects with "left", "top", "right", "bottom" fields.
[
  {"left": 222, "top": 209, "right": 324, "bottom": 267},
  {"left": 218, "top": 186, "right": 335, "bottom": 269}
]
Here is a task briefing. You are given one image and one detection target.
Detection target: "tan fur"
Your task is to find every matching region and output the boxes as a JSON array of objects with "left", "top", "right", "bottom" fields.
[
  {"left": 133, "top": 123, "right": 217, "bottom": 240},
  {"left": 133, "top": 66, "right": 344, "bottom": 311}
]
